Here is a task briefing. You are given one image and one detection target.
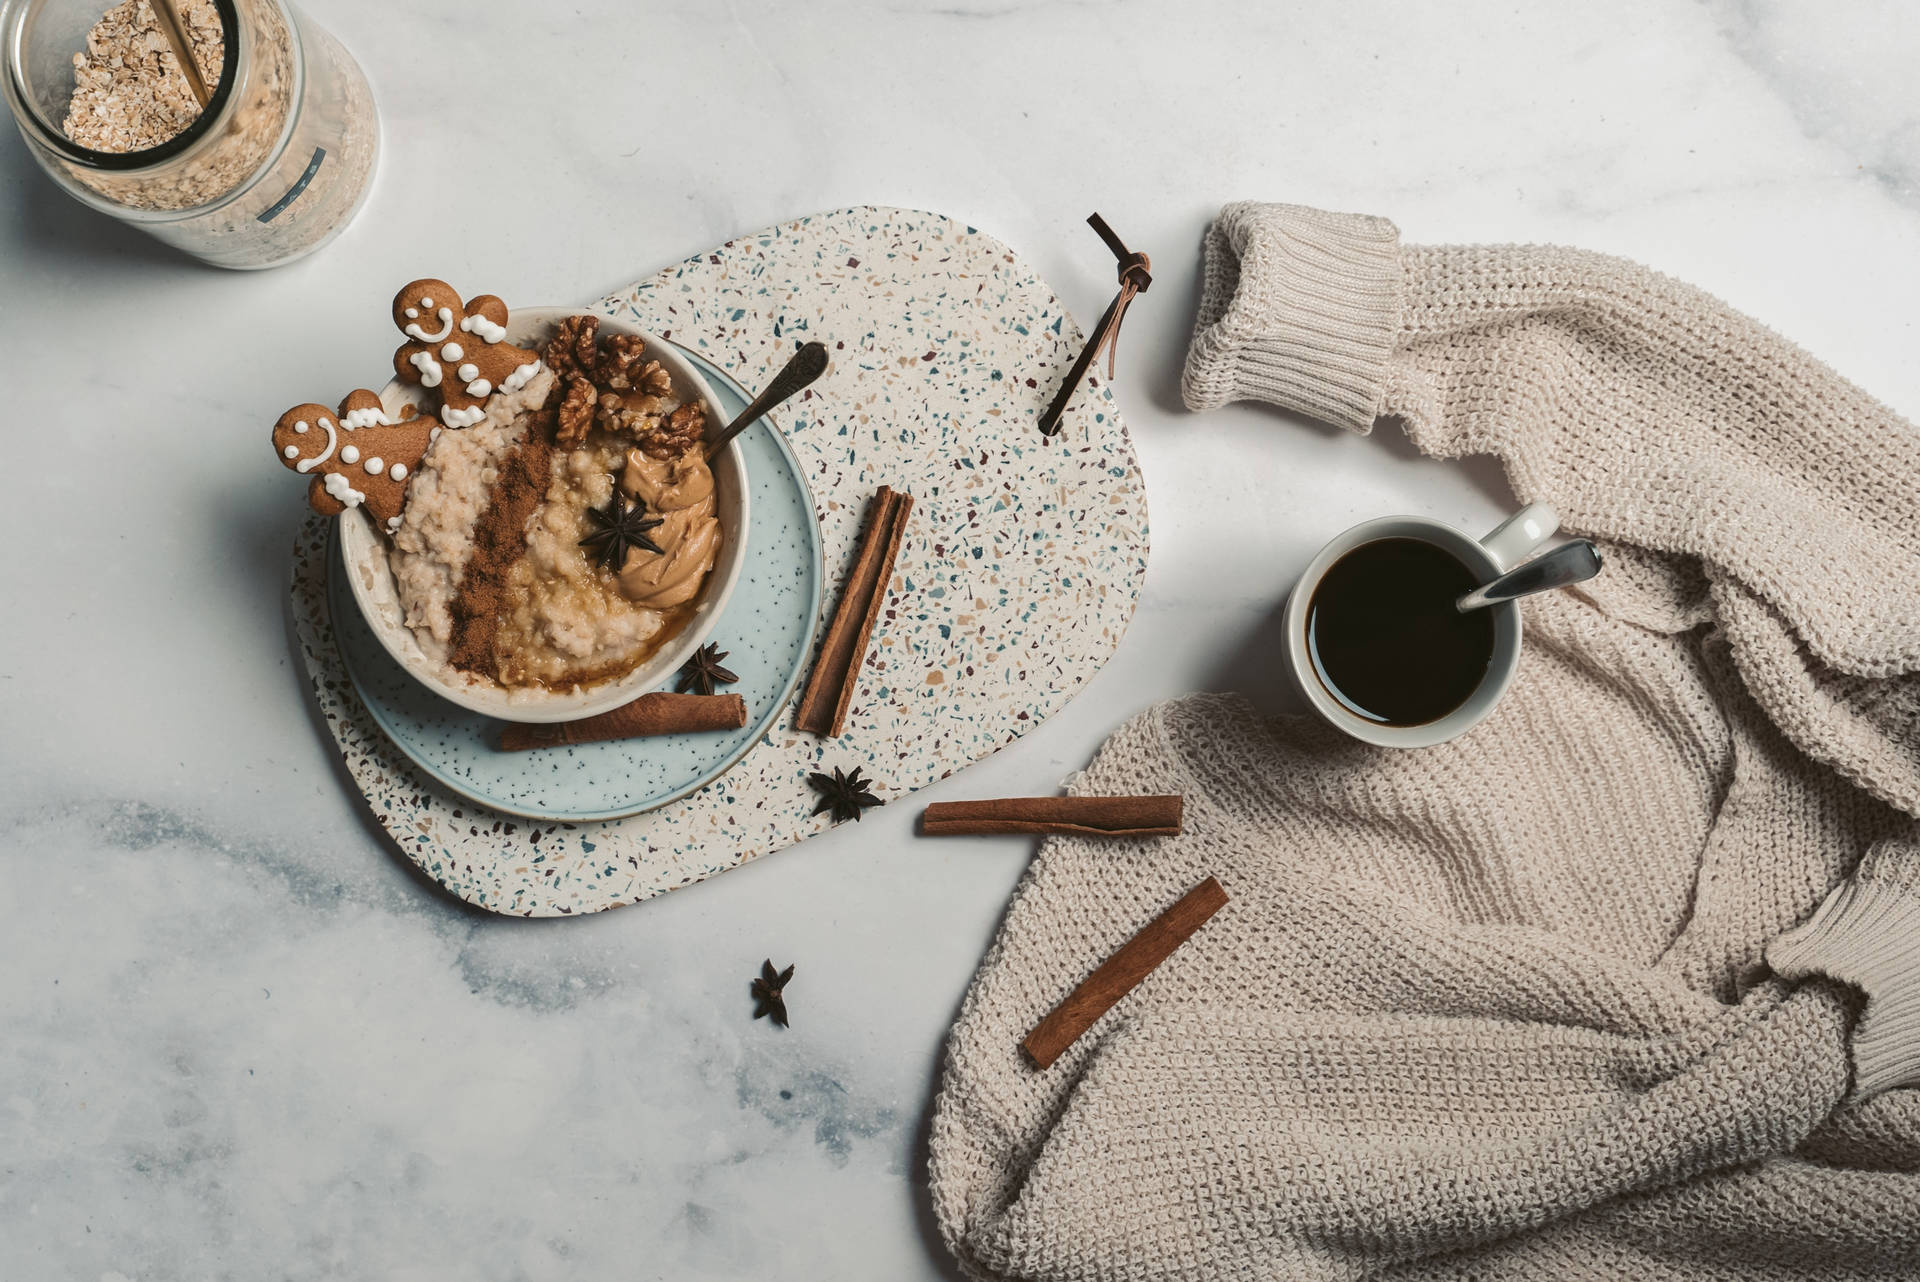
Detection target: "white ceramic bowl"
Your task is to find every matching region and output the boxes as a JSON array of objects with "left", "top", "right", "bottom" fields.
[{"left": 337, "top": 307, "right": 749, "bottom": 724}]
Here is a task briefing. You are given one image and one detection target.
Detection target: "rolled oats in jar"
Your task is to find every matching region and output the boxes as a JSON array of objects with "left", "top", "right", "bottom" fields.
[{"left": 2, "top": 0, "right": 378, "bottom": 269}]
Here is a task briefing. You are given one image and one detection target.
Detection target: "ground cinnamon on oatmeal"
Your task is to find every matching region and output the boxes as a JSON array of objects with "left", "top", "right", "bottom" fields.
[{"left": 447, "top": 409, "right": 557, "bottom": 677}]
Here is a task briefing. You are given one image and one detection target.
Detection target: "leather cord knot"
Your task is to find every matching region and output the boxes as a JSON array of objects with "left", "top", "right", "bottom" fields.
[{"left": 1037, "top": 214, "right": 1152, "bottom": 437}]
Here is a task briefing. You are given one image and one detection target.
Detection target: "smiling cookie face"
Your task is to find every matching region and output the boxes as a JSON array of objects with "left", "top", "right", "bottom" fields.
[
  {"left": 393, "top": 280, "right": 462, "bottom": 344},
  {"left": 273, "top": 402, "right": 342, "bottom": 480}
]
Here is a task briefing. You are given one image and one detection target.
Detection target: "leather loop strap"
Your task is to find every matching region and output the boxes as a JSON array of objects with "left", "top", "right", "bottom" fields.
[{"left": 1037, "top": 214, "right": 1152, "bottom": 437}]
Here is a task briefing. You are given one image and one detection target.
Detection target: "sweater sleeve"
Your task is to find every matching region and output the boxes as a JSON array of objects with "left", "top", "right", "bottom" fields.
[
  {"left": 1182, "top": 202, "right": 1402, "bottom": 432},
  {"left": 1768, "top": 831, "right": 1920, "bottom": 1099}
]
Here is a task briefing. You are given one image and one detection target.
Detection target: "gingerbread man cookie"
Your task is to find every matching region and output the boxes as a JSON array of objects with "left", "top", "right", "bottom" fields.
[
  {"left": 390, "top": 279, "right": 544, "bottom": 429},
  {"left": 273, "top": 390, "right": 439, "bottom": 533}
]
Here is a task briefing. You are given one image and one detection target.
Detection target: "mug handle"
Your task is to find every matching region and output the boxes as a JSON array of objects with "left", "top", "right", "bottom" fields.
[{"left": 1479, "top": 503, "right": 1559, "bottom": 570}]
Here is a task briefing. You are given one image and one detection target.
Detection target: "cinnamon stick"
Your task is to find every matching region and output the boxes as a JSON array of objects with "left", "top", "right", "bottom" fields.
[
  {"left": 922, "top": 795, "right": 1183, "bottom": 837},
  {"left": 1021, "top": 876, "right": 1228, "bottom": 1070},
  {"left": 794, "top": 486, "right": 913, "bottom": 737},
  {"left": 499, "top": 692, "right": 747, "bottom": 751}
]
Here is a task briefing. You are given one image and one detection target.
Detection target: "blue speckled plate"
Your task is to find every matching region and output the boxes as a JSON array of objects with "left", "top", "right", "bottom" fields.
[{"left": 326, "top": 347, "right": 823, "bottom": 822}]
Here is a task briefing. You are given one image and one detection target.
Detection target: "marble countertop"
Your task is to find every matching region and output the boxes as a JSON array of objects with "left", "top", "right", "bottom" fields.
[{"left": 4, "top": 2, "right": 1918, "bottom": 1277}]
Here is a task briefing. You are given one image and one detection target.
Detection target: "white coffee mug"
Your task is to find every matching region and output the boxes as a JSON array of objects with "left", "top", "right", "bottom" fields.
[{"left": 1281, "top": 504, "right": 1559, "bottom": 748}]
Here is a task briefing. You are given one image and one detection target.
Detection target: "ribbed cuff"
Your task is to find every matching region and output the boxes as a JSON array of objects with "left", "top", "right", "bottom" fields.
[
  {"left": 1180, "top": 202, "right": 1404, "bottom": 433},
  {"left": 1768, "top": 875, "right": 1920, "bottom": 1100}
]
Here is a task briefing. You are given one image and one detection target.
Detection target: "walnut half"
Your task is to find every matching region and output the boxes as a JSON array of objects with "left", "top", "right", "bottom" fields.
[
  {"left": 546, "top": 315, "right": 600, "bottom": 379},
  {"left": 638, "top": 402, "right": 707, "bottom": 459},
  {"left": 594, "top": 334, "right": 648, "bottom": 388},
  {"left": 594, "top": 391, "right": 657, "bottom": 435},
  {"left": 555, "top": 374, "right": 597, "bottom": 446}
]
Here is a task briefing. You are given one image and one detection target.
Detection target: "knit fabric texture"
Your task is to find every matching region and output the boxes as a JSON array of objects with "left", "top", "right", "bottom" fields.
[{"left": 928, "top": 203, "right": 1920, "bottom": 1280}]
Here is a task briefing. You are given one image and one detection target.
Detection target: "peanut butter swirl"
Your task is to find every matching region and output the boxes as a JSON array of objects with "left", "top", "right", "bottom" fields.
[{"left": 617, "top": 448, "right": 721, "bottom": 609}]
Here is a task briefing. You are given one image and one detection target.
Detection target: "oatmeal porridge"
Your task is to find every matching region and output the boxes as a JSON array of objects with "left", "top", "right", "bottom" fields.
[{"left": 386, "top": 318, "right": 722, "bottom": 691}]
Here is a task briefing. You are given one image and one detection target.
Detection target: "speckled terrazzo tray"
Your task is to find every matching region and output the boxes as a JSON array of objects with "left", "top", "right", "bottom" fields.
[{"left": 288, "top": 205, "right": 1148, "bottom": 916}]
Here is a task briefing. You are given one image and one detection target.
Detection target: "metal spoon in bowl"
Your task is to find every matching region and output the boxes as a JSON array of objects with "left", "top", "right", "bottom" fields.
[
  {"left": 704, "top": 341, "right": 830, "bottom": 463},
  {"left": 1456, "top": 539, "right": 1603, "bottom": 612}
]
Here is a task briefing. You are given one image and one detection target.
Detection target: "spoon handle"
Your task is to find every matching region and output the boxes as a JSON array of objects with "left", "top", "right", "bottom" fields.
[
  {"left": 704, "top": 341, "right": 830, "bottom": 462},
  {"left": 149, "top": 0, "right": 212, "bottom": 108},
  {"left": 1456, "top": 539, "right": 1603, "bottom": 612}
]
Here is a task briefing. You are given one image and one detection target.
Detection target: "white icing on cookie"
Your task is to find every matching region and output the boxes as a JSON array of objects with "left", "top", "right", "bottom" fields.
[
  {"left": 441, "top": 343, "right": 464, "bottom": 361},
  {"left": 409, "top": 350, "right": 444, "bottom": 388},
  {"left": 295, "top": 418, "right": 336, "bottom": 472},
  {"left": 387, "top": 514, "right": 403, "bottom": 532},
  {"left": 405, "top": 307, "right": 454, "bottom": 343},
  {"left": 440, "top": 403, "right": 486, "bottom": 428},
  {"left": 464, "top": 379, "right": 493, "bottom": 397},
  {"left": 456, "top": 363, "right": 479, "bottom": 382},
  {"left": 323, "top": 471, "right": 365, "bottom": 507},
  {"left": 293, "top": 420, "right": 309, "bottom": 433},
  {"left": 283, "top": 445, "right": 299, "bottom": 459},
  {"left": 390, "top": 463, "right": 408, "bottom": 481},
  {"left": 341, "top": 404, "right": 397, "bottom": 429},
  {"left": 460, "top": 313, "right": 507, "bottom": 343},
  {"left": 365, "top": 458, "right": 385, "bottom": 475},
  {"left": 501, "top": 359, "right": 543, "bottom": 393},
  {"left": 340, "top": 445, "right": 360, "bottom": 465}
]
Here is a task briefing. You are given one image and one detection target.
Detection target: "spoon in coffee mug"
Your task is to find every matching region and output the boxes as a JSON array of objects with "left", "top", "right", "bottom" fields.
[
  {"left": 704, "top": 341, "right": 830, "bottom": 463},
  {"left": 1456, "top": 539, "right": 1603, "bottom": 612}
]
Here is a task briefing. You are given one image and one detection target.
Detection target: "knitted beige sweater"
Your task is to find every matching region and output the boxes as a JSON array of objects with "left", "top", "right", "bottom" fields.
[{"left": 928, "top": 204, "right": 1920, "bottom": 1280}]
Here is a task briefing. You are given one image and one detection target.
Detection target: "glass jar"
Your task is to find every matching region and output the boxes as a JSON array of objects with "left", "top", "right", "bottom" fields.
[{"left": 1, "top": 0, "right": 377, "bottom": 269}]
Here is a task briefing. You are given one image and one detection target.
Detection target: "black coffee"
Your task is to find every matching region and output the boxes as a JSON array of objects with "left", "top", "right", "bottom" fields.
[{"left": 1306, "top": 537, "right": 1495, "bottom": 726}]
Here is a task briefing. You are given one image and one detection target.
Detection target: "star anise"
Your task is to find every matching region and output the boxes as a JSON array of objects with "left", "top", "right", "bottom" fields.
[
  {"left": 677, "top": 643, "right": 739, "bottom": 695},
  {"left": 578, "top": 478, "right": 664, "bottom": 572},
  {"left": 808, "top": 765, "right": 883, "bottom": 824},
  {"left": 751, "top": 959, "right": 794, "bottom": 1027}
]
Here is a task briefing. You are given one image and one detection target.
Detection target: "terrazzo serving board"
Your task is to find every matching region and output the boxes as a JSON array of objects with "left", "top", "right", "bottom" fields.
[{"left": 289, "top": 205, "right": 1148, "bottom": 916}]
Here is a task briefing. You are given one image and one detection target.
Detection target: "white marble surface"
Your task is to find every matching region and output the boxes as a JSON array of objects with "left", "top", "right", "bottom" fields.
[{"left": 4, "top": 2, "right": 1919, "bottom": 1277}]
